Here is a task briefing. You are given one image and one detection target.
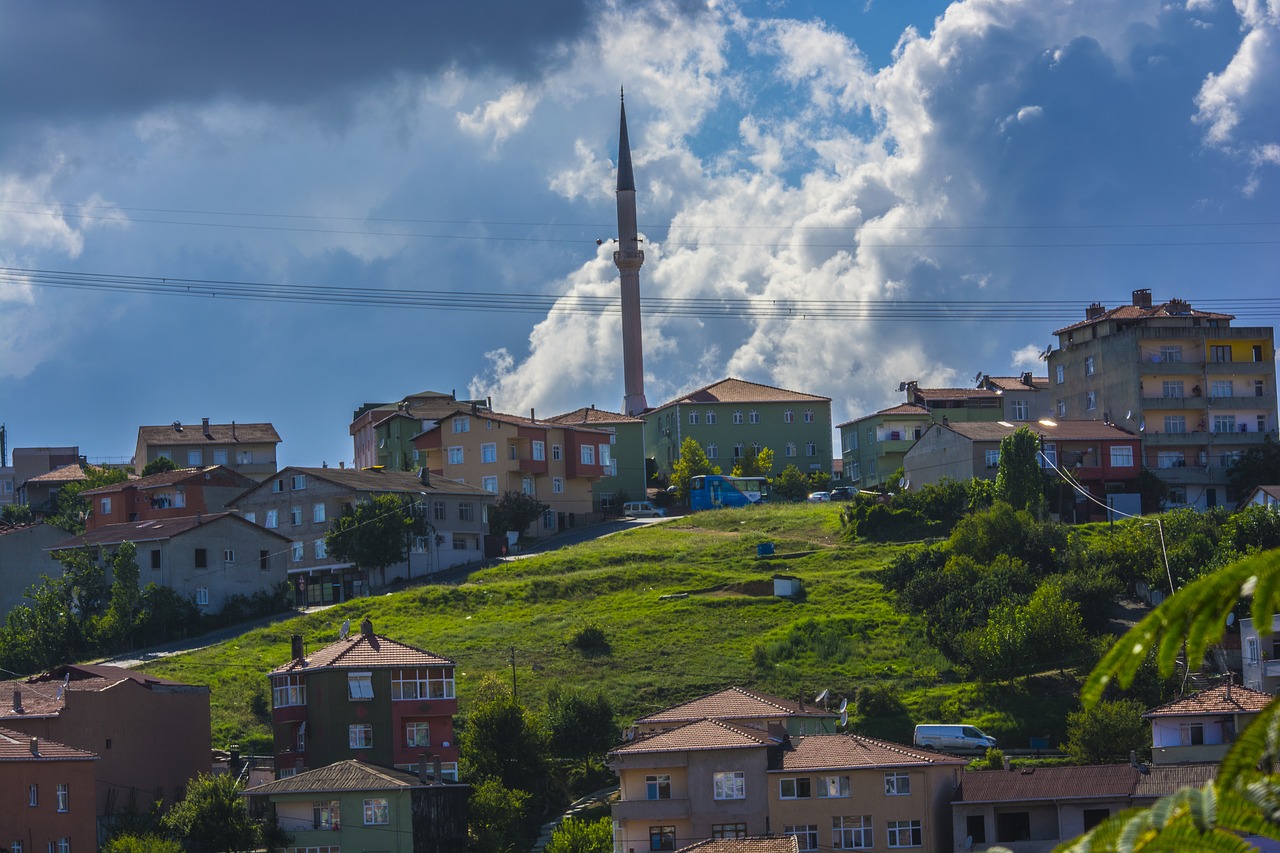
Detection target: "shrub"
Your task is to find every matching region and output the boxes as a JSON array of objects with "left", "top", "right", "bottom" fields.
[{"left": 570, "top": 622, "right": 610, "bottom": 655}]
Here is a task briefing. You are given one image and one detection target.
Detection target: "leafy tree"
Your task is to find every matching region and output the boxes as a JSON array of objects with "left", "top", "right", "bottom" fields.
[
  {"left": 469, "top": 778, "right": 532, "bottom": 853},
  {"left": 100, "top": 542, "right": 143, "bottom": 649},
  {"left": 958, "top": 579, "right": 1089, "bottom": 678},
  {"left": 544, "top": 817, "right": 614, "bottom": 853},
  {"left": 1226, "top": 434, "right": 1280, "bottom": 502},
  {"left": 807, "top": 470, "right": 832, "bottom": 492},
  {"left": 325, "top": 493, "right": 428, "bottom": 587},
  {"left": 49, "top": 464, "right": 128, "bottom": 534},
  {"left": 994, "top": 426, "right": 1044, "bottom": 516},
  {"left": 103, "top": 835, "right": 184, "bottom": 853},
  {"left": 1061, "top": 699, "right": 1150, "bottom": 765},
  {"left": 770, "top": 464, "right": 811, "bottom": 501},
  {"left": 161, "top": 773, "right": 260, "bottom": 853},
  {"left": 0, "top": 573, "right": 81, "bottom": 674},
  {"left": 142, "top": 456, "right": 180, "bottom": 476},
  {"left": 669, "top": 437, "right": 717, "bottom": 500},
  {"left": 1, "top": 503, "right": 34, "bottom": 525},
  {"left": 546, "top": 687, "right": 616, "bottom": 774},
  {"left": 488, "top": 491, "right": 549, "bottom": 539},
  {"left": 459, "top": 674, "right": 549, "bottom": 804},
  {"left": 891, "top": 478, "right": 970, "bottom": 527},
  {"left": 731, "top": 445, "right": 774, "bottom": 478}
]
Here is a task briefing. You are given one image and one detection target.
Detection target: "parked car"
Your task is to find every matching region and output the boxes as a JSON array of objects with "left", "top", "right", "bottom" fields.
[
  {"left": 624, "top": 501, "right": 666, "bottom": 518},
  {"left": 913, "top": 724, "right": 997, "bottom": 752},
  {"left": 829, "top": 486, "right": 857, "bottom": 500},
  {"left": 806, "top": 491, "right": 831, "bottom": 503}
]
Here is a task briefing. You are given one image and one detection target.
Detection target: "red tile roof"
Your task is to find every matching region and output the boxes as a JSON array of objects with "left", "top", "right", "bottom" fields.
[
  {"left": 137, "top": 422, "right": 281, "bottom": 446},
  {"left": 985, "top": 376, "right": 1049, "bottom": 392},
  {"left": 425, "top": 409, "right": 612, "bottom": 436},
  {"left": 0, "top": 727, "right": 97, "bottom": 762},
  {"left": 1143, "top": 683, "right": 1273, "bottom": 718},
  {"left": 279, "top": 466, "right": 491, "bottom": 497},
  {"left": 955, "top": 764, "right": 1139, "bottom": 803},
  {"left": 0, "top": 665, "right": 201, "bottom": 722},
  {"left": 912, "top": 387, "right": 1002, "bottom": 400},
  {"left": 653, "top": 378, "right": 831, "bottom": 410},
  {"left": 637, "top": 687, "right": 837, "bottom": 726},
  {"left": 244, "top": 759, "right": 438, "bottom": 795},
  {"left": 81, "top": 465, "right": 253, "bottom": 495},
  {"left": 49, "top": 512, "right": 290, "bottom": 550},
  {"left": 836, "top": 404, "right": 930, "bottom": 429},
  {"left": 547, "top": 407, "right": 644, "bottom": 426},
  {"left": 777, "top": 734, "right": 967, "bottom": 771},
  {"left": 1053, "top": 300, "right": 1233, "bottom": 336},
  {"left": 1133, "top": 763, "right": 1217, "bottom": 799},
  {"left": 938, "top": 420, "right": 1137, "bottom": 443},
  {"left": 611, "top": 719, "right": 779, "bottom": 755},
  {"left": 24, "top": 464, "right": 87, "bottom": 484},
  {"left": 270, "top": 630, "right": 454, "bottom": 675},
  {"left": 678, "top": 838, "right": 798, "bottom": 853}
]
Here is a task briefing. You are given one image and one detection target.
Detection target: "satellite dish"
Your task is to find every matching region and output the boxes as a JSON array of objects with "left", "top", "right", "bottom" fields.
[
  {"left": 1139, "top": 419, "right": 1146, "bottom": 432},
  {"left": 837, "top": 698, "right": 848, "bottom": 713},
  {"left": 1039, "top": 344, "right": 1053, "bottom": 360},
  {"left": 1227, "top": 612, "right": 1236, "bottom": 627},
  {"left": 898, "top": 477, "right": 906, "bottom": 488},
  {"left": 1126, "top": 410, "right": 1133, "bottom": 420},
  {"left": 973, "top": 371, "right": 984, "bottom": 386},
  {"left": 964, "top": 836, "right": 974, "bottom": 851},
  {"left": 815, "top": 688, "right": 830, "bottom": 705},
  {"left": 339, "top": 618, "right": 351, "bottom": 640}
]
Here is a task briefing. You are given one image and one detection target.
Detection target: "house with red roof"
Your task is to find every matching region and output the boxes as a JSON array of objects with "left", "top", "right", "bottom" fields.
[
  {"left": 0, "top": 727, "right": 98, "bottom": 852},
  {"left": 634, "top": 687, "right": 839, "bottom": 738},
  {"left": 1143, "top": 681, "right": 1271, "bottom": 765},
  {"left": 80, "top": 465, "right": 258, "bottom": 531},
  {"left": 547, "top": 406, "right": 648, "bottom": 513},
  {"left": 268, "top": 618, "right": 459, "bottom": 781}
]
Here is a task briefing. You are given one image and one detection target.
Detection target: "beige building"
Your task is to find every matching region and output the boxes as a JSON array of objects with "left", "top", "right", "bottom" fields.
[
  {"left": 349, "top": 389, "right": 492, "bottom": 471},
  {"left": 134, "top": 418, "right": 281, "bottom": 482},
  {"left": 413, "top": 408, "right": 609, "bottom": 539}
]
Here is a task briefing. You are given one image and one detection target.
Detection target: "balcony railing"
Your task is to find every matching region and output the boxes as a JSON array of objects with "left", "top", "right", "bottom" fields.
[{"left": 611, "top": 796, "right": 692, "bottom": 821}]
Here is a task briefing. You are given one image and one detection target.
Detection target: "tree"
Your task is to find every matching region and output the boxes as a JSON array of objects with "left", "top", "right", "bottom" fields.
[
  {"left": 100, "top": 542, "right": 143, "bottom": 649},
  {"left": 469, "top": 778, "right": 532, "bottom": 853},
  {"left": 669, "top": 437, "right": 717, "bottom": 500},
  {"left": 161, "top": 773, "right": 260, "bottom": 853},
  {"left": 1, "top": 503, "right": 34, "bottom": 525},
  {"left": 546, "top": 687, "right": 616, "bottom": 774},
  {"left": 731, "top": 446, "right": 774, "bottom": 478},
  {"left": 103, "top": 835, "right": 184, "bottom": 853},
  {"left": 994, "top": 426, "right": 1044, "bottom": 516},
  {"left": 325, "top": 493, "right": 428, "bottom": 587},
  {"left": 1061, "top": 699, "right": 1150, "bottom": 765},
  {"left": 142, "top": 456, "right": 180, "bottom": 476},
  {"left": 771, "top": 464, "right": 810, "bottom": 501},
  {"left": 545, "top": 817, "right": 614, "bottom": 853},
  {"left": 958, "top": 580, "right": 1089, "bottom": 678},
  {"left": 488, "top": 491, "right": 549, "bottom": 539},
  {"left": 1227, "top": 435, "right": 1280, "bottom": 502},
  {"left": 49, "top": 464, "right": 129, "bottom": 534}
]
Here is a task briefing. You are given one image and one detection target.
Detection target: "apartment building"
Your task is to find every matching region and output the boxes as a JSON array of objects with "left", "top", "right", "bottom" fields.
[
  {"left": 0, "top": 728, "right": 97, "bottom": 853},
  {"left": 838, "top": 404, "right": 931, "bottom": 490},
  {"left": 1047, "top": 289, "right": 1277, "bottom": 509},
  {"left": 80, "top": 465, "right": 258, "bottom": 531},
  {"left": 134, "top": 419, "right": 281, "bottom": 482},
  {"left": 546, "top": 406, "right": 647, "bottom": 512},
  {"left": 349, "top": 389, "right": 492, "bottom": 472}
]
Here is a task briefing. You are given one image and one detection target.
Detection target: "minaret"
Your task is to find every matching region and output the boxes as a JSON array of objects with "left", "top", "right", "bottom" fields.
[{"left": 615, "top": 89, "right": 648, "bottom": 416}]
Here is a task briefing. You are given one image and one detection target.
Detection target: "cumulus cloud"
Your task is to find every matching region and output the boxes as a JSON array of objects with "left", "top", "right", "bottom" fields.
[{"left": 457, "top": 85, "right": 539, "bottom": 148}]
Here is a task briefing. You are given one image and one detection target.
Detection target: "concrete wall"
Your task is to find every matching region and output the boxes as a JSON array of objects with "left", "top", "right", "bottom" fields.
[{"left": 0, "top": 523, "right": 72, "bottom": 619}]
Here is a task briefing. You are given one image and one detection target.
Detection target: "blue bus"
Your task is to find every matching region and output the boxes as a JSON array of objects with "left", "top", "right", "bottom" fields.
[{"left": 688, "top": 474, "right": 770, "bottom": 511}]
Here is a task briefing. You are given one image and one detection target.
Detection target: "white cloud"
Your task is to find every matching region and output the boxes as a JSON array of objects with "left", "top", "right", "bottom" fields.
[
  {"left": 1011, "top": 343, "right": 1044, "bottom": 369},
  {"left": 457, "top": 84, "right": 538, "bottom": 148}
]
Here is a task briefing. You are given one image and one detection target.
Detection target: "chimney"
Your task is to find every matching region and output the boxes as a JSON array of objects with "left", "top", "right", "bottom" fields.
[
  {"left": 360, "top": 617, "right": 373, "bottom": 637},
  {"left": 339, "top": 461, "right": 345, "bottom": 469},
  {"left": 291, "top": 634, "right": 304, "bottom": 661},
  {"left": 530, "top": 407, "right": 536, "bottom": 422},
  {"left": 1129, "top": 750, "right": 1139, "bottom": 768},
  {"left": 232, "top": 421, "right": 238, "bottom": 440},
  {"left": 12, "top": 689, "right": 21, "bottom": 713},
  {"left": 1086, "top": 302, "right": 1106, "bottom": 320},
  {"left": 420, "top": 468, "right": 431, "bottom": 488},
  {"left": 202, "top": 417, "right": 212, "bottom": 438},
  {"left": 30, "top": 737, "right": 39, "bottom": 756},
  {"left": 1132, "top": 288, "right": 1152, "bottom": 309},
  {"left": 1021, "top": 371, "right": 1033, "bottom": 386},
  {"left": 1003, "top": 755, "right": 1011, "bottom": 771},
  {"left": 434, "top": 757, "right": 443, "bottom": 782}
]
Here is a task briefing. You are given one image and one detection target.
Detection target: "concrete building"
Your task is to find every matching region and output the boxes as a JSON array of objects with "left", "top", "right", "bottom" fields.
[
  {"left": 0, "top": 664, "right": 211, "bottom": 820},
  {"left": 1242, "top": 484, "right": 1280, "bottom": 510},
  {"left": 1143, "top": 681, "right": 1270, "bottom": 766},
  {"left": 134, "top": 419, "right": 281, "bottom": 482},
  {"left": 1238, "top": 614, "right": 1280, "bottom": 693},
  {"left": 349, "top": 389, "right": 492, "bottom": 472},
  {"left": 80, "top": 465, "right": 257, "bottom": 531},
  {"left": 0, "top": 521, "right": 72, "bottom": 619},
  {"left": 267, "top": 620, "right": 459, "bottom": 781},
  {"left": 634, "top": 687, "right": 839, "bottom": 738},
  {"left": 1046, "top": 289, "right": 1277, "bottom": 509},
  {"left": 232, "top": 466, "right": 492, "bottom": 605},
  {"left": 643, "top": 379, "right": 834, "bottom": 482},
  {"left": 0, "top": 727, "right": 98, "bottom": 853},
  {"left": 547, "top": 406, "right": 647, "bottom": 512},
  {"left": 838, "top": 404, "right": 931, "bottom": 490},
  {"left": 977, "top": 373, "right": 1053, "bottom": 422},
  {"left": 17, "top": 465, "right": 86, "bottom": 517}
]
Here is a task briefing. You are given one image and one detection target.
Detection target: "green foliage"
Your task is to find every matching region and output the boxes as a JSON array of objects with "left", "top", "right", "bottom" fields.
[
  {"left": 103, "top": 835, "right": 184, "bottom": 853},
  {"left": 1, "top": 503, "right": 34, "bottom": 525},
  {"left": 841, "top": 502, "right": 938, "bottom": 542},
  {"left": 770, "top": 464, "right": 811, "bottom": 502},
  {"left": 807, "top": 470, "right": 832, "bottom": 492},
  {"left": 100, "top": 542, "right": 143, "bottom": 648},
  {"left": 891, "top": 478, "right": 970, "bottom": 528},
  {"left": 959, "top": 580, "right": 1090, "bottom": 679},
  {"left": 731, "top": 446, "right": 774, "bottom": 478},
  {"left": 141, "top": 456, "right": 180, "bottom": 476},
  {"left": 546, "top": 688, "right": 616, "bottom": 770},
  {"left": 1226, "top": 435, "right": 1280, "bottom": 502},
  {"left": 459, "top": 675, "right": 550, "bottom": 799},
  {"left": 966, "top": 477, "right": 996, "bottom": 512},
  {"left": 994, "top": 427, "right": 1045, "bottom": 515},
  {"left": 469, "top": 778, "right": 532, "bottom": 853},
  {"left": 489, "top": 491, "right": 550, "bottom": 539},
  {"left": 569, "top": 622, "right": 610, "bottom": 655},
  {"left": 1061, "top": 698, "right": 1149, "bottom": 765},
  {"left": 670, "top": 436, "right": 718, "bottom": 500},
  {"left": 976, "top": 747, "right": 1005, "bottom": 771},
  {"left": 161, "top": 773, "right": 260, "bottom": 853},
  {"left": 49, "top": 463, "right": 129, "bottom": 534},
  {"left": 325, "top": 493, "right": 427, "bottom": 584},
  {"left": 545, "top": 816, "right": 614, "bottom": 853}
]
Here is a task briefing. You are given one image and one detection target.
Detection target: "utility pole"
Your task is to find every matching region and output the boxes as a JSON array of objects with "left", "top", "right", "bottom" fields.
[{"left": 510, "top": 646, "right": 517, "bottom": 702}]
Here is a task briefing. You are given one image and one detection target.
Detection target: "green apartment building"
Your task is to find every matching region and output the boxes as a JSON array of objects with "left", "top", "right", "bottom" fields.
[
  {"left": 643, "top": 378, "right": 833, "bottom": 480},
  {"left": 547, "top": 406, "right": 647, "bottom": 511},
  {"left": 838, "top": 403, "right": 932, "bottom": 490}
]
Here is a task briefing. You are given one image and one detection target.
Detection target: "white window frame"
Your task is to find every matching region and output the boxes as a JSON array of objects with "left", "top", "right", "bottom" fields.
[
  {"left": 482, "top": 476, "right": 499, "bottom": 494},
  {"left": 1110, "top": 445, "right": 1135, "bottom": 467},
  {"left": 453, "top": 416, "right": 470, "bottom": 433},
  {"left": 804, "top": 409, "right": 815, "bottom": 423},
  {"left": 290, "top": 506, "right": 303, "bottom": 525},
  {"left": 817, "top": 775, "right": 850, "bottom": 798},
  {"left": 533, "top": 441, "right": 546, "bottom": 461},
  {"left": 689, "top": 411, "right": 700, "bottom": 425},
  {"left": 1056, "top": 364, "right": 1064, "bottom": 384},
  {"left": 236, "top": 449, "right": 252, "bottom": 464},
  {"left": 553, "top": 478, "right": 564, "bottom": 494},
  {"left": 1211, "top": 380, "right": 1234, "bottom": 398},
  {"left": 884, "top": 772, "right": 911, "bottom": 796},
  {"left": 1010, "top": 399, "right": 1029, "bottom": 421},
  {"left": 364, "top": 797, "right": 390, "bottom": 825},
  {"left": 706, "top": 443, "right": 718, "bottom": 459},
  {"left": 784, "top": 409, "right": 795, "bottom": 424},
  {"left": 706, "top": 411, "right": 717, "bottom": 424},
  {"left": 481, "top": 443, "right": 498, "bottom": 464},
  {"left": 581, "top": 444, "right": 596, "bottom": 465},
  {"left": 1086, "top": 390, "right": 1097, "bottom": 411},
  {"left": 733, "top": 411, "right": 744, "bottom": 425},
  {"left": 195, "top": 587, "right": 209, "bottom": 606},
  {"left": 213, "top": 448, "right": 228, "bottom": 465},
  {"left": 886, "top": 820, "right": 922, "bottom": 848},
  {"left": 1165, "top": 415, "right": 1187, "bottom": 434},
  {"left": 785, "top": 442, "right": 797, "bottom": 457},
  {"left": 266, "top": 509, "right": 279, "bottom": 529},
  {"left": 291, "top": 542, "right": 304, "bottom": 562},
  {"left": 273, "top": 675, "right": 305, "bottom": 707},
  {"left": 348, "top": 672, "right": 374, "bottom": 700},
  {"left": 552, "top": 445, "right": 562, "bottom": 461},
  {"left": 1085, "top": 355, "right": 1095, "bottom": 376},
  {"left": 313, "top": 503, "right": 326, "bottom": 523},
  {"left": 223, "top": 549, "right": 235, "bottom": 564},
  {"left": 392, "top": 668, "right": 455, "bottom": 700},
  {"left": 784, "top": 825, "right": 819, "bottom": 852},
  {"left": 985, "top": 449, "right": 1000, "bottom": 469},
  {"left": 833, "top": 815, "right": 872, "bottom": 850},
  {"left": 291, "top": 474, "right": 306, "bottom": 490},
  {"left": 448, "top": 446, "right": 464, "bottom": 465},
  {"left": 349, "top": 723, "right": 373, "bottom": 748},
  {"left": 646, "top": 774, "right": 672, "bottom": 800},
  {"left": 314, "top": 539, "right": 327, "bottom": 559},
  {"left": 187, "top": 450, "right": 202, "bottom": 466},
  {"left": 56, "top": 784, "right": 68, "bottom": 812},
  {"left": 749, "top": 410, "right": 760, "bottom": 424},
  {"left": 713, "top": 771, "right": 745, "bottom": 800},
  {"left": 780, "top": 777, "right": 812, "bottom": 799},
  {"left": 406, "top": 721, "right": 431, "bottom": 747}
]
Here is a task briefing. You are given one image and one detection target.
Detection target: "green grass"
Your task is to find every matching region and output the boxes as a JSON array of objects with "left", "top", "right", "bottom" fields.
[{"left": 143, "top": 503, "right": 1083, "bottom": 753}]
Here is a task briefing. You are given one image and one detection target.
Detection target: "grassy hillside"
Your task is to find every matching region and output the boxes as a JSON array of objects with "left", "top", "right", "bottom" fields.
[{"left": 144, "top": 503, "right": 1082, "bottom": 752}]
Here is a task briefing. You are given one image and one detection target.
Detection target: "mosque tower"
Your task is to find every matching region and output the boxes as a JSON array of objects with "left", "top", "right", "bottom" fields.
[{"left": 615, "top": 89, "right": 648, "bottom": 416}]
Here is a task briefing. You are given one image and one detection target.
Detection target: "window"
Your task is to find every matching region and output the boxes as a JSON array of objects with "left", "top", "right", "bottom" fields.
[
  {"left": 272, "top": 478, "right": 285, "bottom": 493},
  {"left": 349, "top": 724, "right": 373, "bottom": 748},
  {"left": 780, "top": 777, "right": 812, "bottom": 799},
  {"left": 532, "top": 441, "right": 545, "bottom": 460},
  {"left": 804, "top": 409, "right": 815, "bottom": 423},
  {"left": 649, "top": 827, "right": 676, "bottom": 852},
  {"left": 1213, "top": 414, "right": 1237, "bottom": 433},
  {"left": 290, "top": 506, "right": 303, "bottom": 525},
  {"left": 56, "top": 784, "right": 68, "bottom": 812},
  {"left": 1040, "top": 443, "right": 1058, "bottom": 469},
  {"left": 1056, "top": 399, "right": 1066, "bottom": 417},
  {"left": 806, "top": 441, "right": 816, "bottom": 457},
  {"left": 733, "top": 444, "right": 744, "bottom": 459},
  {"left": 223, "top": 549, "right": 235, "bottom": 564},
  {"left": 711, "top": 825, "right": 747, "bottom": 840},
  {"left": 706, "top": 411, "right": 717, "bottom": 424},
  {"left": 1211, "top": 380, "right": 1234, "bottom": 398},
  {"left": 100, "top": 497, "right": 112, "bottom": 515},
  {"left": 1158, "top": 451, "right": 1186, "bottom": 469},
  {"left": 291, "top": 474, "right": 306, "bottom": 490},
  {"left": 273, "top": 675, "right": 305, "bottom": 707},
  {"left": 29, "top": 784, "right": 37, "bottom": 806},
  {"left": 552, "top": 444, "right": 562, "bottom": 461},
  {"left": 195, "top": 587, "right": 209, "bottom": 606},
  {"left": 459, "top": 502, "right": 474, "bottom": 521},
  {"left": 785, "top": 442, "right": 797, "bottom": 457},
  {"left": 1210, "top": 345, "right": 1232, "bottom": 363},
  {"left": 433, "top": 502, "right": 446, "bottom": 521},
  {"left": 448, "top": 446, "right": 464, "bottom": 465},
  {"left": 817, "top": 775, "right": 850, "bottom": 798},
  {"left": 364, "top": 797, "right": 389, "bottom": 825},
  {"left": 1010, "top": 399, "right": 1029, "bottom": 420},
  {"left": 313, "top": 800, "right": 341, "bottom": 829},
  {"left": 784, "top": 825, "right": 818, "bottom": 852},
  {"left": 887, "top": 820, "right": 922, "bottom": 848},
  {"left": 348, "top": 673, "right": 374, "bottom": 700},
  {"left": 1248, "top": 636, "right": 1260, "bottom": 664},
  {"left": 212, "top": 448, "right": 227, "bottom": 465},
  {"left": 266, "top": 509, "right": 279, "bottom": 529},
  {"left": 236, "top": 449, "right": 252, "bottom": 464},
  {"left": 1257, "top": 380, "right": 1267, "bottom": 398},
  {"left": 481, "top": 443, "right": 497, "bottom": 463},
  {"left": 784, "top": 409, "right": 795, "bottom": 423},
  {"left": 713, "top": 771, "right": 745, "bottom": 800},
  {"left": 689, "top": 411, "right": 700, "bottom": 425},
  {"left": 646, "top": 774, "right": 671, "bottom": 800},
  {"left": 1086, "top": 390, "right": 1097, "bottom": 411},
  {"left": 985, "top": 449, "right": 1000, "bottom": 469},
  {"left": 833, "top": 816, "right": 872, "bottom": 849},
  {"left": 1161, "top": 380, "right": 1184, "bottom": 399},
  {"left": 706, "top": 443, "right": 718, "bottom": 459},
  {"left": 522, "top": 477, "right": 534, "bottom": 495},
  {"left": 482, "top": 476, "right": 498, "bottom": 493},
  {"left": 733, "top": 411, "right": 744, "bottom": 424},
  {"left": 406, "top": 721, "right": 431, "bottom": 747},
  {"left": 543, "top": 509, "right": 555, "bottom": 529},
  {"left": 314, "top": 540, "right": 327, "bottom": 559},
  {"left": 553, "top": 478, "right": 564, "bottom": 493},
  {"left": 157, "top": 450, "right": 172, "bottom": 462},
  {"left": 313, "top": 503, "right": 325, "bottom": 523},
  {"left": 291, "top": 542, "right": 304, "bottom": 562},
  {"left": 749, "top": 410, "right": 760, "bottom": 424},
  {"left": 13, "top": 842, "right": 23, "bottom": 853},
  {"left": 194, "top": 548, "right": 207, "bottom": 568},
  {"left": 1164, "top": 415, "right": 1186, "bottom": 434},
  {"left": 150, "top": 550, "right": 161, "bottom": 570},
  {"left": 1056, "top": 364, "right": 1064, "bottom": 384},
  {"left": 187, "top": 450, "right": 202, "bottom": 466},
  {"left": 453, "top": 416, "right": 471, "bottom": 433},
  {"left": 1160, "top": 345, "right": 1183, "bottom": 362},
  {"left": 581, "top": 445, "right": 596, "bottom": 465},
  {"left": 1110, "top": 445, "right": 1135, "bottom": 467},
  {"left": 392, "top": 668, "right": 455, "bottom": 699},
  {"left": 885, "top": 772, "right": 911, "bottom": 795},
  {"left": 1180, "top": 723, "right": 1205, "bottom": 746}
]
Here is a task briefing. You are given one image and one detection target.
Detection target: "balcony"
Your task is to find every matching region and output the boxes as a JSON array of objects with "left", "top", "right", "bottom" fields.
[
  {"left": 513, "top": 457, "right": 548, "bottom": 475},
  {"left": 611, "top": 797, "right": 691, "bottom": 822},
  {"left": 874, "top": 438, "right": 917, "bottom": 456},
  {"left": 1142, "top": 396, "right": 1206, "bottom": 410},
  {"left": 1263, "top": 659, "right": 1280, "bottom": 679}
]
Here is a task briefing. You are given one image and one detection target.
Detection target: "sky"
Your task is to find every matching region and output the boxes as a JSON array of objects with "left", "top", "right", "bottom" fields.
[{"left": 1, "top": 0, "right": 1277, "bottom": 468}]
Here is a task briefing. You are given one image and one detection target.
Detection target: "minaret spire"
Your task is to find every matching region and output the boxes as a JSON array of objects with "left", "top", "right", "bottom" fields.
[{"left": 615, "top": 88, "right": 647, "bottom": 416}]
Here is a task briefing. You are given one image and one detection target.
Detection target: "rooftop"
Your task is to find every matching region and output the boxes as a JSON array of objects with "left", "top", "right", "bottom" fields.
[
  {"left": 137, "top": 421, "right": 281, "bottom": 447},
  {"left": 244, "top": 759, "right": 442, "bottom": 795},
  {"left": 547, "top": 406, "right": 644, "bottom": 426},
  {"left": 1143, "top": 683, "right": 1273, "bottom": 718},
  {"left": 1053, "top": 298, "right": 1233, "bottom": 336},
  {"left": 777, "top": 733, "right": 968, "bottom": 771},
  {"left": 936, "top": 420, "right": 1137, "bottom": 443},
  {"left": 677, "top": 838, "right": 799, "bottom": 853},
  {"left": 50, "top": 512, "right": 288, "bottom": 550},
  {"left": 955, "top": 764, "right": 1140, "bottom": 803},
  {"left": 23, "top": 463, "right": 87, "bottom": 484},
  {"left": 611, "top": 719, "right": 779, "bottom": 755},
  {"left": 80, "top": 465, "right": 254, "bottom": 495},
  {"left": 652, "top": 378, "right": 831, "bottom": 410},
  {"left": 273, "top": 466, "right": 491, "bottom": 497},
  {"left": 0, "top": 664, "right": 201, "bottom": 722},
  {"left": 271, "top": 627, "right": 454, "bottom": 675},
  {"left": 0, "top": 727, "right": 97, "bottom": 762},
  {"left": 637, "top": 686, "right": 837, "bottom": 726}
]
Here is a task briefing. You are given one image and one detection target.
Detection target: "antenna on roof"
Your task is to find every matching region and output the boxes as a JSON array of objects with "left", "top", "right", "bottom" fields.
[
  {"left": 837, "top": 698, "right": 848, "bottom": 728},
  {"left": 1039, "top": 344, "right": 1053, "bottom": 360},
  {"left": 973, "top": 371, "right": 983, "bottom": 387},
  {"left": 815, "top": 688, "right": 829, "bottom": 708},
  {"left": 339, "top": 618, "right": 351, "bottom": 640}
]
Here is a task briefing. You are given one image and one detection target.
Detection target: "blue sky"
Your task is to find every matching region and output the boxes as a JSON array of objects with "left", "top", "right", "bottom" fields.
[{"left": 1, "top": 0, "right": 1276, "bottom": 467}]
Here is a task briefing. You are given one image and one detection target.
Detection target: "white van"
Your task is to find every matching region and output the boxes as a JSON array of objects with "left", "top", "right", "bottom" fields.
[
  {"left": 913, "top": 724, "right": 997, "bottom": 752},
  {"left": 624, "top": 501, "right": 666, "bottom": 518}
]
